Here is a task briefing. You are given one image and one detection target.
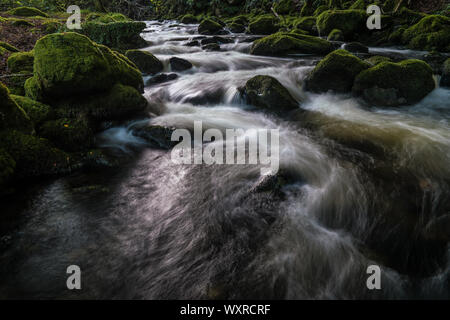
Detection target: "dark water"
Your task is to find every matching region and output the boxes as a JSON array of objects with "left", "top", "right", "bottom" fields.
[{"left": 0, "top": 21, "right": 449, "bottom": 299}]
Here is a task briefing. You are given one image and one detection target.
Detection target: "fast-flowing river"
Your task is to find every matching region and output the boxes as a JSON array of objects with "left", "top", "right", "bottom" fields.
[{"left": 0, "top": 21, "right": 449, "bottom": 299}]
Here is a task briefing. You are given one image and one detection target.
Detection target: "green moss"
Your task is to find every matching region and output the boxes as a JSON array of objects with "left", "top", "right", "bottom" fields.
[
  {"left": 97, "top": 13, "right": 130, "bottom": 24},
  {"left": 28, "top": 32, "right": 143, "bottom": 101},
  {"left": 85, "top": 12, "right": 103, "bottom": 22},
  {"left": 0, "top": 42, "right": 19, "bottom": 53},
  {"left": 353, "top": 59, "right": 436, "bottom": 106},
  {"left": 10, "top": 95, "right": 54, "bottom": 127},
  {"left": 8, "top": 6, "right": 48, "bottom": 18},
  {"left": 365, "top": 56, "right": 392, "bottom": 66},
  {"left": 228, "top": 22, "right": 245, "bottom": 33},
  {"left": 316, "top": 9, "right": 367, "bottom": 38},
  {"left": 293, "top": 17, "right": 316, "bottom": 34},
  {"left": 5, "top": 71, "right": 32, "bottom": 96},
  {"left": 305, "top": 49, "right": 371, "bottom": 93},
  {"left": 0, "top": 148, "right": 15, "bottom": 188},
  {"left": 248, "top": 16, "right": 279, "bottom": 35},
  {"left": 274, "top": 0, "right": 296, "bottom": 15},
  {"left": 393, "top": 7, "right": 426, "bottom": 25},
  {"left": 0, "top": 82, "right": 33, "bottom": 134},
  {"left": 180, "top": 14, "right": 198, "bottom": 24},
  {"left": 10, "top": 19, "right": 34, "bottom": 27},
  {"left": 198, "top": 18, "right": 223, "bottom": 35},
  {"left": 349, "top": 0, "right": 367, "bottom": 10},
  {"left": 39, "top": 118, "right": 94, "bottom": 152},
  {"left": 388, "top": 26, "right": 406, "bottom": 44},
  {"left": 42, "top": 20, "right": 63, "bottom": 34},
  {"left": 81, "top": 21, "right": 147, "bottom": 51},
  {"left": 251, "top": 32, "right": 333, "bottom": 56},
  {"left": 7, "top": 51, "right": 34, "bottom": 73},
  {"left": 314, "top": 5, "right": 329, "bottom": 17},
  {"left": 327, "top": 29, "right": 344, "bottom": 41},
  {"left": 125, "top": 49, "right": 163, "bottom": 75},
  {"left": 243, "top": 75, "right": 298, "bottom": 112},
  {"left": 290, "top": 28, "right": 308, "bottom": 35},
  {"left": 0, "top": 130, "right": 70, "bottom": 178},
  {"left": 401, "top": 15, "right": 450, "bottom": 52}
]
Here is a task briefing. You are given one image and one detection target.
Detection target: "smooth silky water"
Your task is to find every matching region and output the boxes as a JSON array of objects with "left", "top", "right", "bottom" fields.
[{"left": 0, "top": 21, "right": 449, "bottom": 299}]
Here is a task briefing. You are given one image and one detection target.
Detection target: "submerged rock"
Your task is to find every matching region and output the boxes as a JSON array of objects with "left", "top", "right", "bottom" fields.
[
  {"left": 146, "top": 73, "right": 178, "bottom": 86},
  {"left": 440, "top": 58, "right": 450, "bottom": 87},
  {"left": 131, "top": 124, "right": 177, "bottom": 149},
  {"left": 240, "top": 75, "right": 298, "bottom": 113},
  {"left": 352, "top": 59, "right": 435, "bottom": 106},
  {"left": 125, "top": 49, "right": 163, "bottom": 75},
  {"left": 169, "top": 57, "right": 193, "bottom": 71},
  {"left": 248, "top": 16, "right": 279, "bottom": 35},
  {"left": 185, "top": 40, "right": 200, "bottom": 47},
  {"left": 305, "top": 49, "right": 371, "bottom": 93},
  {"left": 250, "top": 32, "right": 333, "bottom": 56},
  {"left": 202, "top": 43, "right": 221, "bottom": 51}
]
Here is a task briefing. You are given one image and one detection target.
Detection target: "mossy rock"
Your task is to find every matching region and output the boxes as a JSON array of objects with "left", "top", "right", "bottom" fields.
[
  {"left": 327, "top": 29, "right": 344, "bottom": 41},
  {"left": 274, "top": 0, "right": 296, "bottom": 15},
  {"left": 388, "top": 26, "right": 406, "bottom": 44},
  {"left": 251, "top": 32, "right": 333, "bottom": 56},
  {"left": 228, "top": 22, "right": 245, "bottom": 33},
  {"left": 54, "top": 83, "right": 148, "bottom": 125},
  {"left": 240, "top": 75, "right": 298, "bottom": 113},
  {"left": 81, "top": 21, "right": 148, "bottom": 51},
  {"left": 39, "top": 118, "right": 94, "bottom": 152},
  {"left": 10, "top": 19, "right": 34, "bottom": 27},
  {"left": 11, "top": 95, "right": 54, "bottom": 127},
  {"left": 393, "top": 7, "right": 426, "bottom": 26},
  {"left": 125, "top": 50, "right": 163, "bottom": 75},
  {"left": 27, "top": 32, "right": 143, "bottom": 101},
  {"left": 228, "top": 15, "right": 248, "bottom": 26},
  {"left": 198, "top": 19, "right": 224, "bottom": 35},
  {"left": 440, "top": 58, "right": 450, "bottom": 87},
  {"left": 401, "top": 15, "right": 450, "bottom": 52},
  {"left": 0, "top": 82, "right": 33, "bottom": 134},
  {"left": 0, "top": 47, "right": 8, "bottom": 58},
  {"left": 0, "top": 42, "right": 19, "bottom": 53},
  {"left": 365, "top": 55, "right": 392, "bottom": 66},
  {"left": 97, "top": 13, "right": 130, "bottom": 24},
  {"left": 7, "top": 51, "right": 34, "bottom": 73},
  {"left": 8, "top": 6, "right": 48, "bottom": 18},
  {"left": 316, "top": 10, "right": 367, "bottom": 39},
  {"left": 305, "top": 49, "right": 371, "bottom": 93},
  {"left": 180, "top": 14, "right": 198, "bottom": 24},
  {"left": 42, "top": 20, "right": 63, "bottom": 34},
  {"left": 352, "top": 59, "right": 436, "bottom": 106},
  {"left": 0, "top": 148, "right": 15, "bottom": 189},
  {"left": 248, "top": 16, "right": 279, "bottom": 35},
  {"left": 0, "top": 130, "right": 70, "bottom": 178},
  {"left": 293, "top": 16, "right": 317, "bottom": 35},
  {"left": 6, "top": 71, "right": 32, "bottom": 96}
]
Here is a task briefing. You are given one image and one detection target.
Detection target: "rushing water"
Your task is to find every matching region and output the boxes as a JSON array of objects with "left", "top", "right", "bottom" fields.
[{"left": 0, "top": 21, "right": 449, "bottom": 299}]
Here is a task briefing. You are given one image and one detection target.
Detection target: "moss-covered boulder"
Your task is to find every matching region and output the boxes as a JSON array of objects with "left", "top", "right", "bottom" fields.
[
  {"left": 198, "top": 19, "right": 224, "bottom": 35},
  {"left": 352, "top": 60, "right": 436, "bottom": 106},
  {"left": 248, "top": 16, "right": 279, "bottom": 35},
  {"left": 365, "top": 55, "right": 392, "bottom": 66},
  {"left": 401, "top": 15, "right": 450, "bottom": 52},
  {"left": 305, "top": 49, "right": 371, "bottom": 93},
  {"left": 8, "top": 6, "right": 48, "bottom": 18},
  {"left": 293, "top": 16, "right": 317, "bottom": 35},
  {"left": 39, "top": 118, "right": 94, "bottom": 152},
  {"left": 0, "top": 130, "right": 70, "bottom": 178},
  {"left": 5, "top": 71, "right": 32, "bottom": 96},
  {"left": 327, "top": 29, "right": 344, "bottom": 41},
  {"left": 0, "top": 83, "right": 33, "bottom": 134},
  {"left": 125, "top": 50, "right": 163, "bottom": 75},
  {"left": 228, "top": 22, "right": 245, "bottom": 33},
  {"left": 440, "top": 58, "right": 450, "bottom": 88},
  {"left": 26, "top": 32, "right": 143, "bottom": 101},
  {"left": 11, "top": 95, "right": 54, "bottom": 127},
  {"left": 97, "top": 13, "right": 130, "bottom": 24},
  {"left": 240, "top": 75, "right": 298, "bottom": 112},
  {"left": 0, "top": 42, "right": 19, "bottom": 53},
  {"left": 7, "top": 51, "right": 34, "bottom": 73},
  {"left": 180, "top": 14, "right": 198, "bottom": 24},
  {"left": 81, "top": 21, "right": 148, "bottom": 51},
  {"left": 316, "top": 10, "right": 367, "bottom": 39},
  {"left": 250, "top": 32, "right": 333, "bottom": 56}
]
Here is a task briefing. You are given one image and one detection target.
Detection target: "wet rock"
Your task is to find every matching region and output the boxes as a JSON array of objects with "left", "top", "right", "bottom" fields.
[
  {"left": 131, "top": 124, "right": 177, "bottom": 149},
  {"left": 240, "top": 75, "right": 298, "bottom": 113},
  {"left": 125, "top": 49, "right": 163, "bottom": 75},
  {"left": 169, "top": 57, "right": 193, "bottom": 71},
  {"left": 305, "top": 49, "right": 371, "bottom": 93},
  {"left": 441, "top": 58, "right": 450, "bottom": 88},
  {"left": 352, "top": 59, "right": 436, "bottom": 107},
  {"left": 228, "top": 23, "right": 245, "bottom": 33},
  {"left": 202, "top": 43, "right": 221, "bottom": 51},
  {"left": 198, "top": 18, "right": 224, "bottom": 35},
  {"left": 180, "top": 14, "right": 198, "bottom": 24},
  {"left": 185, "top": 40, "right": 200, "bottom": 47},
  {"left": 146, "top": 73, "right": 178, "bottom": 86},
  {"left": 250, "top": 32, "right": 333, "bottom": 56},
  {"left": 292, "top": 16, "right": 317, "bottom": 35},
  {"left": 343, "top": 42, "right": 369, "bottom": 54},
  {"left": 248, "top": 16, "right": 279, "bottom": 35},
  {"left": 365, "top": 55, "right": 392, "bottom": 66},
  {"left": 421, "top": 52, "right": 448, "bottom": 75},
  {"left": 201, "top": 36, "right": 234, "bottom": 45}
]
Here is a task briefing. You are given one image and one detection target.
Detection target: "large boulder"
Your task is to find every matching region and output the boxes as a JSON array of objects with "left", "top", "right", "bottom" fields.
[
  {"left": 125, "top": 49, "right": 163, "bottom": 75},
  {"left": 401, "top": 15, "right": 450, "bottom": 52},
  {"left": 305, "top": 49, "right": 371, "bottom": 93},
  {"left": 251, "top": 32, "right": 333, "bottom": 56},
  {"left": 316, "top": 10, "right": 367, "bottom": 39},
  {"left": 198, "top": 19, "right": 224, "bottom": 35},
  {"left": 0, "top": 83, "right": 33, "bottom": 134},
  {"left": 81, "top": 21, "right": 148, "bottom": 51},
  {"left": 240, "top": 75, "right": 298, "bottom": 112},
  {"left": 440, "top": 58, "right": 450, "bottom": 88},
  {"left": 248, "top": 16, "right": 279, "bottom": 35},
  {"left": 352, "top": 60, "right": 436, "bottom": 107},
  {"left": 26, "top": 32, "right": 143, "bottom": 101}
]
